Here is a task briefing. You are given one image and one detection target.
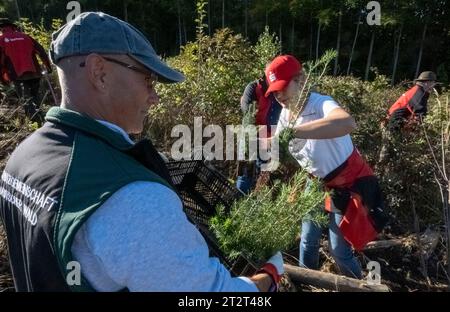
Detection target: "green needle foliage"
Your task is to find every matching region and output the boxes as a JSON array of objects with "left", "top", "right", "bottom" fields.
[
  {"left": 277, "top": 127, "right": 299, "bottom": 167},
  {"left": 210, "top": 169, "right": 327, "bottom": 264}
]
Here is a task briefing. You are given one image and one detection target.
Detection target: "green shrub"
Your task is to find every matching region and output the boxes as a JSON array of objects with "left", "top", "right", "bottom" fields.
[
  {"left": 146, "top": 7, "right": 281, "bottom": 151},
  {"left": 147, "top": 28, "right": 256, "bottom": 149},
  {"left": 252, "top": 26, "right": 281, "bottom": 75},
  {"left": 17, "top": 18, "right": 62, "bottom": 51}
]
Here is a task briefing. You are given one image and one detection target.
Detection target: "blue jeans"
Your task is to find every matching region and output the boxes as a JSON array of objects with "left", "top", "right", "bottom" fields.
[
  {"left": 236, "top": 159, "right": 264, "bottom": 194},
  {"left": 236, "top": 174, "right": 253, "bottom": 194},
  {"left": 299, "top": 213, "right": 362, "bottom": 279}
]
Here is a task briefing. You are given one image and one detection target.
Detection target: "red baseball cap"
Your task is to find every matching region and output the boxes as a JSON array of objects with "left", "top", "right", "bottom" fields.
[{"left": 264, "top": 55, "right": 302, "bottom": 97}]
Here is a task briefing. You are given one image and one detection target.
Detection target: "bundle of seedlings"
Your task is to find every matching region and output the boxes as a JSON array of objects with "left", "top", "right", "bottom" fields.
[{"left": 210, "top": 168, "right": 327, "bottom": 265}]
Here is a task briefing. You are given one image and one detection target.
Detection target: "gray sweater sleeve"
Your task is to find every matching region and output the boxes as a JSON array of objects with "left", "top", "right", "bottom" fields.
[{"left": 71, "top": 181, "right": 258, "bottom": 292}]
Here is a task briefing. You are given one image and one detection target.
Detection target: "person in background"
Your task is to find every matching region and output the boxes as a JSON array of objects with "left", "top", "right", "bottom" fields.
[
  {"left": 236, "top": 65, "right": 283, "bottom": 194},
  {"left": 378, "top": 71, "right": 438, "bottom": 167},
  {"left": 0, "top": 18, "right": 52, "bottom": 121}
]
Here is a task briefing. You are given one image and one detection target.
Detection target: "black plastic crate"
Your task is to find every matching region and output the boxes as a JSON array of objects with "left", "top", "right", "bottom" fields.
[{"left": 166, "top": 160, "right": 258, "bottom": 276}]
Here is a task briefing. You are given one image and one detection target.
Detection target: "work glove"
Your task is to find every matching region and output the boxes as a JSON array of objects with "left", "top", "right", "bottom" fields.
[{"left": 258, "top": 251, "right": 284, "bottom": 292}]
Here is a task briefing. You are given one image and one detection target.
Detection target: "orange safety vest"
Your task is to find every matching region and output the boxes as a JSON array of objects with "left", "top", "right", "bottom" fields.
[{"left": 387, "top": 85, "right": 430, "bottom": 119}]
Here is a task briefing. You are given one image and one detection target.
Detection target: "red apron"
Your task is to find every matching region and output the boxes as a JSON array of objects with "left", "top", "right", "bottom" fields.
[{"left": 323, "top": 149, "right": 385, "bottom": 251}]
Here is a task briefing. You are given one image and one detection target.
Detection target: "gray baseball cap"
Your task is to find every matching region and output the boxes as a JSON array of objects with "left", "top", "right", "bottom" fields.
[{"left": 49, "top": 12, "right": 184, "bottom": 83}]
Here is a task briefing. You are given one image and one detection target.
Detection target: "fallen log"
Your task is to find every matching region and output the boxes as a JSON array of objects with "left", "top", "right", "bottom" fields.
[
  {"left": 364, "top": 238, "right": 405, "bottom": 251},
  {"left": 364, "top": 229, "right": 440, "bottom": 260},
  {"left": 284, "top": 264, "right": 390, "bottom": 292}
]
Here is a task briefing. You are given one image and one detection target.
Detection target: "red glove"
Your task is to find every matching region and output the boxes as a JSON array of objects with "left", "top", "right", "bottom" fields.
[{"left": 257, "top": 252, "right": 284, "bottom": 292}]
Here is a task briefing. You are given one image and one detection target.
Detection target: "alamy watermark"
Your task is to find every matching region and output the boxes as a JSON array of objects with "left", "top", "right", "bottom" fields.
[
  {"left": 366, "top": 1, "right": 381, "bottom": 26},
  {"left": 66, "top": 260, "right": 81, "bottom": 286},
  {"left": 171, "top": 117, "right": 280, "bottom": 171},
  {"left": 66, "top": 1, "right": 81, "bottom": 25},
  {"left": 367, "top": 261, "right": 381, "bottom": 285}
]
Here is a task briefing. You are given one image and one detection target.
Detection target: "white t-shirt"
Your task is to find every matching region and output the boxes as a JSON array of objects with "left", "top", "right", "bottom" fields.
[{"left": 275, "top": 92, "right": 354, "bottom": 178}]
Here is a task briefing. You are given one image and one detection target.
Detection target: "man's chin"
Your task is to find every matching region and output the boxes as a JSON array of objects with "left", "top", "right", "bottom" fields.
[
  {"left": 131, "top": 117, "right": 148, "bottom": 135},
  {"left": 126, "top": 121, "right": 144, "bottom": 135}
]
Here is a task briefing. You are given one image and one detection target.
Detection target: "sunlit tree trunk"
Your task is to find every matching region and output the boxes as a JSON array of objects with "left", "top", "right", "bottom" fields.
[
  {"left": 315, "top": 21, "right": 322, "bottom": 60},
  {"left": 415, "top": 23, "right": 427, "bottom": 78},
  {"left": 177, "top": 0, "right": 182, "bottom": 50},
  {"left": 391, "top": 23, "right": 403, "bottom": 86},
  {"left": 244, "top": 0, "right": 248, "bottom": 38},
  {"left": 347, "top": 13, "right": 362, "bottom": 75},
  {"left": 290, "top": 18, "right": 295, "bottom": 54},
  {"left": 365, "top": 30, "right": 375, "bottom": 80},
  {"left": 333, "top": 10, "right": 342, "bottom": 76},
  {"left": 14, "top": 0, "right": 21, "bottom": 20},
  {"left": 309, "top": 15, "right": 313, "bottom": 60},
  {"left": 208, "top": 0, "right": 211, "bottom": 35},
  {"left": 279, "top": 23, "right": 282, "bottom": 49},
  {"left": 123, "top": 0, "right": 128, "bottom": 21},
  {"left": 183, "top": 18, "right": 187, "bottom": 44},
  {"left": 222, "top": 0, "right": 225, "bottom": 28}
]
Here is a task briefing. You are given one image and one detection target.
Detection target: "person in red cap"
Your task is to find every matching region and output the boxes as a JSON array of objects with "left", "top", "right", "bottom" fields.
[
  {"left": 0, "top": 18, "right": 52, "bottom": 121},
  {"left": 264, "top": 55, "right": 302, "bottom": 97},
  {"left": 236, "top": 55, "right": 301, "bottom": 193},
  {"left": 268, "top": 55, "right": 388, "bottom": 278}
]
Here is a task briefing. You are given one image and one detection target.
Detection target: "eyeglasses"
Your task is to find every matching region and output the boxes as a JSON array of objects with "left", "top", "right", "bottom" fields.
[{"left": 80, "top": 56, "right": 158, "bottom": 90}]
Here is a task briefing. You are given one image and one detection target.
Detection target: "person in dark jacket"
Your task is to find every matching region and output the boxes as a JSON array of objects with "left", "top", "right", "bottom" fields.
[
  {"left": 237, "top": 71, "right": 283, "bottom": 193},
  {"left": 386, "top": 71, "right": 437, "bottom": 132},
  {"left": 0, "top": 18, "right": 52, "bottom": 120}
]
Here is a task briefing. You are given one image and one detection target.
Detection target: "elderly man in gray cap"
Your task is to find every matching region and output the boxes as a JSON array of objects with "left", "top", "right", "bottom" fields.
[{"left": 0, "top": 12, "right": 283, "bottom": 292}]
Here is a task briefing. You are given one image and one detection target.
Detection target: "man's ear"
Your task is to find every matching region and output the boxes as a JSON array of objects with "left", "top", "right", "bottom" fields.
[{"left": 84, "top": 53, "right": 108, "bottom": 92}]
